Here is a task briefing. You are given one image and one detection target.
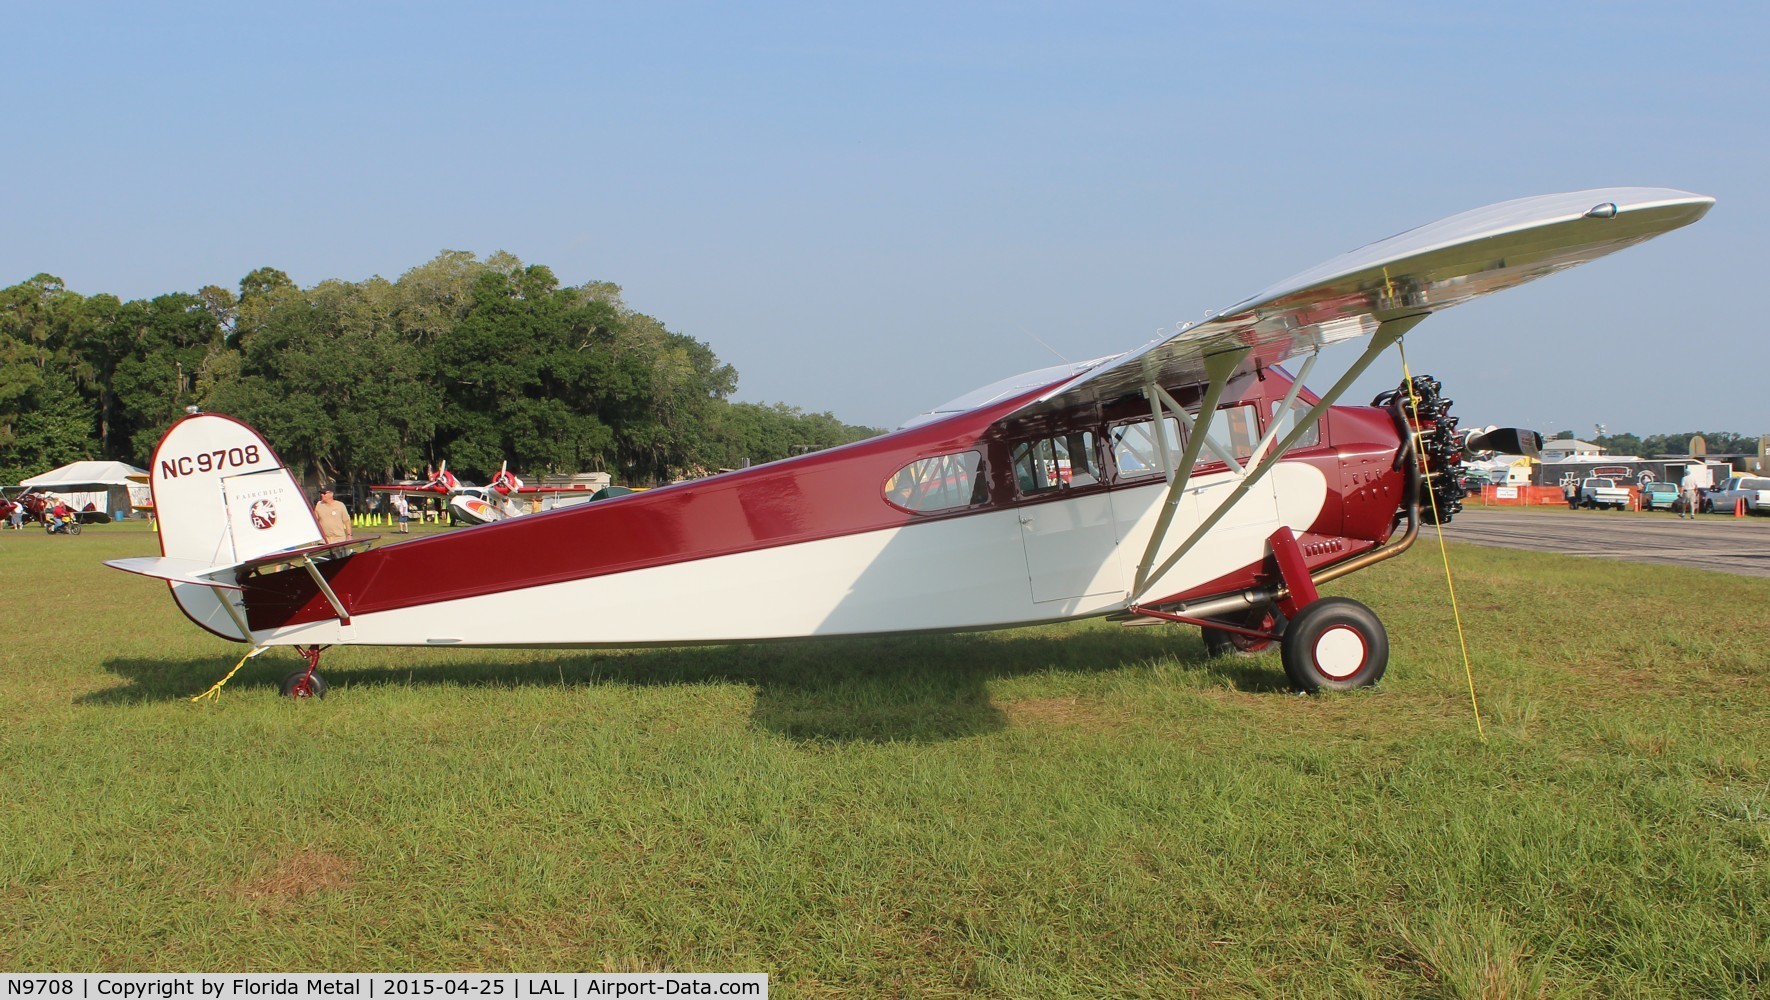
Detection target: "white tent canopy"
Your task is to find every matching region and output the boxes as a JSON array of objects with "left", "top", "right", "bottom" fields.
[{"left": 18, "top": 460, "right": 150, "bottom": 516}]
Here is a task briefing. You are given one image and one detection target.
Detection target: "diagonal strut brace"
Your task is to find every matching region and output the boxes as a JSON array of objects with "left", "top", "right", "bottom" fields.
[{"left": 1130, "top": 314, "right": 1427, "bottom": 605}]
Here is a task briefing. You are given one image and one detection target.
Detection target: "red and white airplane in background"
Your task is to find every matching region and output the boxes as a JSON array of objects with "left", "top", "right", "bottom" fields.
[
  {"left": 109, "top": 188, "right": 1711, "bottom": 698},
  {"left": 371, "top": 461, "right": 614, "bottom": 526}
]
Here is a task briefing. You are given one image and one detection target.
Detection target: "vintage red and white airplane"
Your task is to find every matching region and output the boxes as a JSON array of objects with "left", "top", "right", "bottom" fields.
[
  {"left": 371, "top": 462, "right": 615, "bottom": 526},
  {"left": 108, "top": 188, "right": 1711, "bottom": 697}
]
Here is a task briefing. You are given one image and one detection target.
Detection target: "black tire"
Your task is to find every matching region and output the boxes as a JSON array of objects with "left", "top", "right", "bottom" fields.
[
  {"left": 1280, "top": 597, "right": 1388, "bottom": 693},
  {"left": 280, "top": 669, "right": 328, "bottom": 699},
  {"left": 1202, "top": 607, "right": 1286, "bottom": 657},
  {"left": 68, "top": 522, "right": 80, "bottom": 535}
]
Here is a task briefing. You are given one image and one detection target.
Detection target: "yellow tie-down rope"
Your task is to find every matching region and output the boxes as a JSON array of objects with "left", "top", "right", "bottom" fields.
[
  {"left": 190, "top": 645, "right": 271, "bottom": 703},
  {"left": 1400, "top": 341, "right": 1486, "bottom": 742}
]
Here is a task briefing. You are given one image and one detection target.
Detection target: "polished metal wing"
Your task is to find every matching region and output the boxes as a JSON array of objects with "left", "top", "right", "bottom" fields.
[{"left": 1010, "top": 187, "right": 1713, "bottom": 417}]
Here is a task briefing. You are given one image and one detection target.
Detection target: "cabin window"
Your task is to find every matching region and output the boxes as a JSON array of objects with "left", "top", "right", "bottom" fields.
[
  {"left": 883, "top": 451, "right": 989, "bottom": 513},
  {"left": 1011, "top": 431, "right": 1099, "bottom": 495},
  {"left": 1110, "top": 417, "right": 1184, "bottom": 480},
  {"left": 1218, "top": 404, "right": 1261, "bottom": 461},
  {"left": 1266, "top": 397, "right": 1321, "bottom": 449}
]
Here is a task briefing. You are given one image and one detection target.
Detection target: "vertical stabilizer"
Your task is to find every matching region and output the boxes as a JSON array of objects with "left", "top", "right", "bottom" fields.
[{"left": 147, "top": 414, "right": 316, "bottom": 641}]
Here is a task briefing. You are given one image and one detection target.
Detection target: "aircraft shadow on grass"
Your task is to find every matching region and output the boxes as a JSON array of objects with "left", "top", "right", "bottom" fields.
[{"left": 87, "top": 627, "right": 1289, "bottom": 743}]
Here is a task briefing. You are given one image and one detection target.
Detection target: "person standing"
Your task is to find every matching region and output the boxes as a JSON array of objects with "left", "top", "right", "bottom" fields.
[
  {"left": 314, "top": 486, "right": 352, "bottom": 543},
  {"left": 391, "top": 492, "right": 410, "bottom": 533},
  {"left": 1678, "top": 461, "right": 1711, "bottom": 519}
]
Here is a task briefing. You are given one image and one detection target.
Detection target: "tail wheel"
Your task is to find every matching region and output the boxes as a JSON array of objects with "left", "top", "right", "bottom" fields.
[
  {"left": 1280, "top": 597, "right": 1388, "bottom": 692},
  {"left": 280, "top": 668, "right": 328, "bottom": 699}
]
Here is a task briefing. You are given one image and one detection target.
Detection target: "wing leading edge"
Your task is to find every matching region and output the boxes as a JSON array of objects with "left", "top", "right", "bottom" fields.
[{"left": 1009, "top": 187, "right": 1712, "bottom": 419}]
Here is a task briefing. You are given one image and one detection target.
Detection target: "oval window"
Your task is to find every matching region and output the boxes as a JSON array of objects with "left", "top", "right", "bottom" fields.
[{"left": 884, "top": 451, "right": 988, "bottom": 513}]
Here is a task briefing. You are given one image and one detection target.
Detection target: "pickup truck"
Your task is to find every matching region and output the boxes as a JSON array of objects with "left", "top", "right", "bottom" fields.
[
  {"left": 1709, "top": 475, "right": 1770, "bottom": 515},
  {"left": 1574, "top": 477, "right": 1632, "bottom": 510}
]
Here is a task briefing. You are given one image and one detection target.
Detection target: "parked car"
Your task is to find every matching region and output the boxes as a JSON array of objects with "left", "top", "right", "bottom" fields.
[
  {"left": 1639, "top": 479, "right": 1681, "bottom": 511},
  {"left": 1575, "top": 477, "right": 1631, "bottom": 510},
  {"left": 1708, "top": 475, "right": 1770, "bottom": 515}
]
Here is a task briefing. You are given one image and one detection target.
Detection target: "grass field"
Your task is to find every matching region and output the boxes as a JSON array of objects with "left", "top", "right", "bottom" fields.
[{"left": 2, "top": 520, "right": 1765, "bottom": 996}]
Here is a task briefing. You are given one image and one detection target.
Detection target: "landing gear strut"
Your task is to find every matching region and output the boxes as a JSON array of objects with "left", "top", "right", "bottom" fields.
[{"left": 280, "top": 646, "right": 329, "bottom": 699}]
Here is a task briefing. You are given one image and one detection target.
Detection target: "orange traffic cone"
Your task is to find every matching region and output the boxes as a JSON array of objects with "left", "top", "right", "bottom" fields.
[{"left": 1736, "top": 497, "right": 1746, "bottom": 517}]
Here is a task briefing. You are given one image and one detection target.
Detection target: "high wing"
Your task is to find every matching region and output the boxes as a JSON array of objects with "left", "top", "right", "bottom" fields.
[
  {"left": 900, "top": 358, "right": 1118, "bottom": 429},
  {"left": 1004, "top": 187, "right": 1712, "bottom": 419}
]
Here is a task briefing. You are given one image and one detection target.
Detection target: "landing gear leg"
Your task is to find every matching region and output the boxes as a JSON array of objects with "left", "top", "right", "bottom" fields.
[{"left": 281, "top": 646, "right": 329, "bottom": 699}]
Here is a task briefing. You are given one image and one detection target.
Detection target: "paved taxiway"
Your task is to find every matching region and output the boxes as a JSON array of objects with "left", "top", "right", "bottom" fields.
[{"left": 1437, "top": 507, "right": 1770, "bottom": 578}]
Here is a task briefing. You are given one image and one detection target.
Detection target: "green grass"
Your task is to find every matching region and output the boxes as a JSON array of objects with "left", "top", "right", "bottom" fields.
[{"left": 2, "top": 522, "right": 1766, "bottom": 996}]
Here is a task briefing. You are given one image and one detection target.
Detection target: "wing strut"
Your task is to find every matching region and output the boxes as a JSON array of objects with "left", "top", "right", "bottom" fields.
[
  {"left": 1132, "top": 347, "right": 1248, "bottom": 596},
  {"left": 1245, "top": 350, "right": 1321, "bottom": 468},
  {"left": 213, "top": 589, "right": 254, "bottom": 641},
  {"left": 1154, "top": 381, "right": 1245, "bottom": 476},
  {"left": 299, "top": 554, "right": 354, "bottom": 626},
  {"left": 1130, "top": 313, "right": 1427, "bottom": 604}
]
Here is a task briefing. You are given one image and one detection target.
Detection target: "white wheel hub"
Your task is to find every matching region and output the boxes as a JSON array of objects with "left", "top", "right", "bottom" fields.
[{"left": 1313, "top": 625, "right": 1367, "bottom": 679}]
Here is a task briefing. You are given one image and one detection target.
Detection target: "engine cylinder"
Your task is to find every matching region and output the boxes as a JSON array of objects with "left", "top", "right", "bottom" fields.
[{"left": 1372, "top": 375, "right": 1466, "bottom": 524}]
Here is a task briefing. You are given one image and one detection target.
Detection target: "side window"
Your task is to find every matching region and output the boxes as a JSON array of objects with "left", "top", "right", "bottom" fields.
[
  {"left": 1010, "top": 431, "right": 1098, "bottom": 495},
  {"left": 1110, "top": 417, "right": 1184, "bottom": 480},
  {"left": 1267, "top": 398, "right": 1320, "bottom": 449},
  {"left": 1219, "top": 404, "right": 1261, "bottom": 461},
  {"left": 884, "top": 451, "right": 988, "bottom": 513}
]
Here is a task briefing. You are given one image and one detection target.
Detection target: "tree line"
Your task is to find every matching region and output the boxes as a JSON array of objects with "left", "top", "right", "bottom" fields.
[
  {"left": 0, "top": 252, "right": 883, "bottom": 488},
  {"left": 1578, "top": 431, "right": 1763, "bottom": 458}
]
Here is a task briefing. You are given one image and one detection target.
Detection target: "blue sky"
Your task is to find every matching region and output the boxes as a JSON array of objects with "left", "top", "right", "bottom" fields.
[{"left": 6, "top": 2, "right": 1764, "bottom": 439}]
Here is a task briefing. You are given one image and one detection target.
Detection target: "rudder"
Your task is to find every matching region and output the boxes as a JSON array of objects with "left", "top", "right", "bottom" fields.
[{"left": 145, "top": 414, "right": 322, "bottom": 641}]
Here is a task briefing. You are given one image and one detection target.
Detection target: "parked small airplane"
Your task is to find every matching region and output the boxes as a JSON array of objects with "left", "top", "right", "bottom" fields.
[
  {"left": 371, "top": 462, "right": 611, "bottom": 526},
  {"left": 108, "top": 188, "right": 1711, "bottom": 697},
  {"left": 5, "top": 488, "right": 113, "bottom": 527}
]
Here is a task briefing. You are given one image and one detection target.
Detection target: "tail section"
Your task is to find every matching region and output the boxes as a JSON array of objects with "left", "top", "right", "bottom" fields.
[{"left": 108, "top": 413, "right": 323, "bottom": 642}]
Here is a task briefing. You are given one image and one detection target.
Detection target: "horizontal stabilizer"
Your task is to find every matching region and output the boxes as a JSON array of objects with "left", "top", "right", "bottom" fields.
[
  {"left": 105, "top": 556, "right": 246, "bottom": 591},
  {"left": 237, "top": 536, "right": 378, "bottom": 572}
]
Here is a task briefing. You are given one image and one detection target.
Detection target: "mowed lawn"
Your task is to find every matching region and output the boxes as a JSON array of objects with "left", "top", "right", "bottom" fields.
[{"left": 1, "top": 521, "right": 1764, "bottom": 996}]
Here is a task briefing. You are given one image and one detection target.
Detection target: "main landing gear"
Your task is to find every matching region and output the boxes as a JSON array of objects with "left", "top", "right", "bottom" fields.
[
  {"left": 1193, "top": 597, "right": 1388, "bottom": 692},
  {"left": 1136, "top": 523, "right": 1395, "bottom": 693},
  {"left": 1277, "top": 597, "right": 1388, "bottom": 692},
  {"left": 280, "top": 646, "right": 329, "bottom": 699}
]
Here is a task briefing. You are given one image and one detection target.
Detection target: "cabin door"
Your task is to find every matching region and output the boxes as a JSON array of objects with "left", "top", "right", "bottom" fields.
[
  {"left": 1009, "top": 429, "right": 1126, "bottom": 604},
  {"left": 1018, "top": 493, "right": 1125, "bottom": 603}
]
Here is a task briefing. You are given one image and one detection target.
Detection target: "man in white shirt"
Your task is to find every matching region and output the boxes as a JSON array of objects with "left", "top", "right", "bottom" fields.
[{"left": 1678, "top": 461, "right": 1712, "bottom": 519}]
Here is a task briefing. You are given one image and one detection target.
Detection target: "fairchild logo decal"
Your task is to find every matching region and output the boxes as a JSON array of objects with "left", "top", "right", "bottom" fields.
[{"left": 250, "top": 499, "right": 278, "bottom": 529}]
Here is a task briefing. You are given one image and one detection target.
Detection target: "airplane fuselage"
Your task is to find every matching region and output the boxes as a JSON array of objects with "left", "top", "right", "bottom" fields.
[{"left": 226, "top": 366, "right": 1412, "bottom": 648}]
